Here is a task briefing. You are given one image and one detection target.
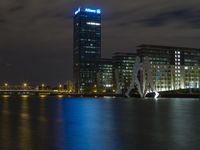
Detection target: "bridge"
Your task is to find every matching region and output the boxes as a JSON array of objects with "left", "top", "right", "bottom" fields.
[
  {"left": 0, "top": 89, "right": 68, "bottom": 96},
  {"left": 0, "top": 84, "right": 120, "bottom": 98},
  {"left": 0, "top": 83, "right": 70, "bottom": 97}
]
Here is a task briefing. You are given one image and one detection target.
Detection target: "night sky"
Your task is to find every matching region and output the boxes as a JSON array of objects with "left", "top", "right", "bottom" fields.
[{"left": 0, "top": 0, "right": 200, "bottom": 85}]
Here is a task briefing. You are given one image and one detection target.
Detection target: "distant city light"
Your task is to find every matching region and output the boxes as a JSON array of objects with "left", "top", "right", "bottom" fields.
[
  {"left": 58, "top": 95, "right": 63, "bottom": 98},
  {"left": 39, "top": 95, "right": 46, "bottom": 98},
  {"left": 23, "top": 83, "right": 27, "bottom": 87},
  {"left": 105, "top": 84, "right": 112, "bottom": 88},
  {"left": 21, "top": 95, "right": 29, "bottom": 98},
  {"left": 2, "top": 95, "right": 10, "bottom": 98}
]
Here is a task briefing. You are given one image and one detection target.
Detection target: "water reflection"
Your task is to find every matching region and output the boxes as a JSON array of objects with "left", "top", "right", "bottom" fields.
[
  {"left": 0, "top": 98, "right": 11, "bottom": 149},
  {"left": 18, "top": 99, "right": 32, "bottom": 150},
  {"left": 61, "top": 98, "right": 121, "bottom": 150},
  {"left": 0, "top": 97, "right": 199, "bottom": 150},
  {"left": 169, "top": 99, "right": 200, "bottom": 149}
]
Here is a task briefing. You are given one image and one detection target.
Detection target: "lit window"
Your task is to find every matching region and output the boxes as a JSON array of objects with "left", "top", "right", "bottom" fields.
[{"left": 86, "top": 22, "right": 101, "bottom": 26}]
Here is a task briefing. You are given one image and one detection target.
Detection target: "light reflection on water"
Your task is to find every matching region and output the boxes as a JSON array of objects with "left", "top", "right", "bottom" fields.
[{"left": 0, "top": 97, "right": 200, "bottom": 150}]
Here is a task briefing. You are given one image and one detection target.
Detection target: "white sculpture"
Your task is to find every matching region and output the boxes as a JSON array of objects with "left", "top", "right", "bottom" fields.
[
  {"left": 125, "top": 56, "right": 143, "bottom": 97},
  {"left": 115, "top": 69, "right": 122, "bottom": 94},
  {"left": 143, "top": 57, "right": 159, "bottom": 99},
  {"left": 126, "top": 56, "right": 159, "bottom": 99}
]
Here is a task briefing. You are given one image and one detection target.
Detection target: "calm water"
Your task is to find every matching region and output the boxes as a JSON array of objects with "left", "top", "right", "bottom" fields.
[{"left": 0, "top": 96, "right": 200, "bottom": 150}]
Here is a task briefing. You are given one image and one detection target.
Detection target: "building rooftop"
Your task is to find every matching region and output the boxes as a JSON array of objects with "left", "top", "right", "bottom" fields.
[
  {"left": 138, "top": 44, "right": 200, "bottom": 50},
  {"left": 113, "top": 52, "right": 136, "bottom": 56},
  {"left": 74, "top": 7, "right": 101, "bottom": 15}
]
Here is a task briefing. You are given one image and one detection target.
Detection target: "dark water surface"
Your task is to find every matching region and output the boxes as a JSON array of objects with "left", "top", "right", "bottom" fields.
[{"left": 0, "top": 96, "right": 200, "bottom": 150}]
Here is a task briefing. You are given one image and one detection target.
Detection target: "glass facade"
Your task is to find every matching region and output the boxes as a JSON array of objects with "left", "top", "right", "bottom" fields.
[
  {"left": 112, "top": 53, "right": 136, "bottom": 92},
  {"left": 73, "top": 8, "right": 101, "bottom": 93},
  {"left": 97, "top": 59, "right": 113, "bottom": 93},
  {"left": 137, "top": 45, "right": 200, "bottom": 91}
]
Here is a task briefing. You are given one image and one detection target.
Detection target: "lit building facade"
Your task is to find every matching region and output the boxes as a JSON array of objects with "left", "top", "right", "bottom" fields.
[
  {"left": 112, "top": 53, "right": 136, "bottom": 92},
  {"left": 73, "top": 8, "right": 101, "bottom": 93},
  {"left": 97, "top": 59, "right": 113, "bottom": 93},
  {"left": 137, "top": 45, "right": 200, "bottom": 91}
]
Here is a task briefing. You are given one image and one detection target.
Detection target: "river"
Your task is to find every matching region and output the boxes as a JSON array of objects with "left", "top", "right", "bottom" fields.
[{"left": 0, "top": 96, "right": 199, "bottom": 150}]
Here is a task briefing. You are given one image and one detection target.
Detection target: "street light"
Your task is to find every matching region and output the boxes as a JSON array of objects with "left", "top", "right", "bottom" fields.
[
  {"left": 4, "top": 83, "right": 8, "bottom": 87},
  {"left": 4, "top": 83, "right": 8, "bottom": 90},
  {"left": 23, "top": 83, "right": 27, "bottom": 88}
]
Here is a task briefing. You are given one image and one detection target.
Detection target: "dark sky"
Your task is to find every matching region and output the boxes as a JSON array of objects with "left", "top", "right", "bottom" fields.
[{"left": 0, "top": 0, "right": 200, "bottom": 85}]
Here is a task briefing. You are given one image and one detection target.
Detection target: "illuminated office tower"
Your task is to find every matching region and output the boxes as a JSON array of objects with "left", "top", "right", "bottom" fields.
[
  {"left": 137, "top": 45, "right": 200, "bottom": 91},
  {"left": 112, "top": 53, "right": 136, "bottom": 92},
  {"left": 97, "top": 59, "right": 114, "bottom": 93},
  {"left": 73, "top": 8, "right": 101, "bottom": 93}
]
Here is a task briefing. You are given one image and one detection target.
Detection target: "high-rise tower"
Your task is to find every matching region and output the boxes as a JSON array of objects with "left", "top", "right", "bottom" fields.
[{"left": 73, "top": 8, "right": 101, "bottom": 93}]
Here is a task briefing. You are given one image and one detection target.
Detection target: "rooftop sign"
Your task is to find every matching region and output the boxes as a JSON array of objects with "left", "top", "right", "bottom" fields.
[
  {"left": 74, "top": 8, "right": 101, "bottom": 15},
  {"left": 85, "top": 8, "right": 101, "bottom": 14},
  {"left": 75, "top": 8, "right": 81, "bottom": 15}
]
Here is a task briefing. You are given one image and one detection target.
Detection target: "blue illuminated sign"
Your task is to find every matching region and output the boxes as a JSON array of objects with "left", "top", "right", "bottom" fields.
[
  {"left": 75, "top": 8, "right": 80, "bottom": 15},
  {"left": 85, "top": 8, "right": 101, "bottom": 14},
  {"left": 75, "top": 8, "right": 101, "bottom": 15},
  {"left": 96, "top": 9, "right": 101, "bottom": 14}
]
